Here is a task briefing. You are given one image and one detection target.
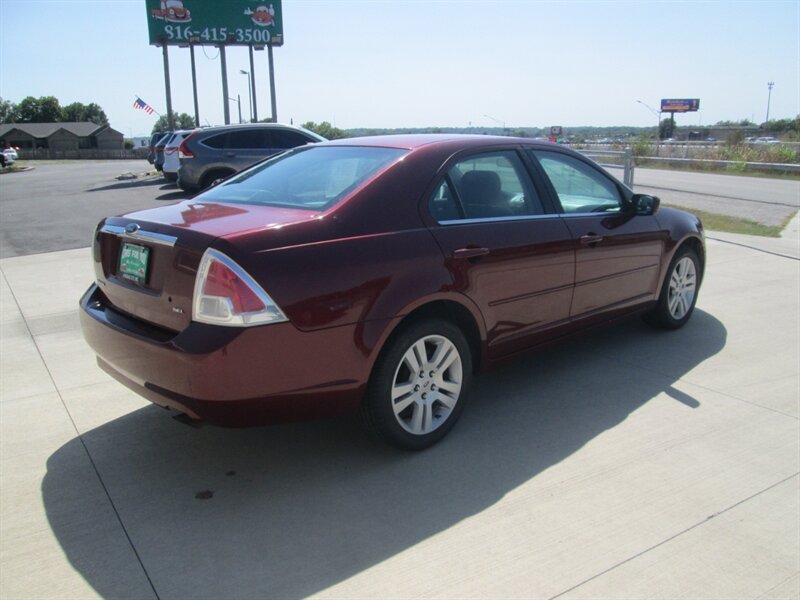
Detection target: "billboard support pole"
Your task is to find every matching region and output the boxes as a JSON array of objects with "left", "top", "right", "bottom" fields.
[
  {"left": 220, "top": 45, "right": 231, "bottom": 125},
  {"left": 268, "top": 44, "right": 277, "bottom": 123},
  {"left": 190, "top": 45, "right": 200, "bottom": 127},
  {"left": 162, "top": 44, "right": 175, "bottom": 130},
  {"left": 249, "top": 46, "right": 258, "bottom": 122}
]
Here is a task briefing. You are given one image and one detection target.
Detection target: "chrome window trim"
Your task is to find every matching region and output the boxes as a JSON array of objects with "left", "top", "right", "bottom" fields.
[
  {"left": 100, "top": 225, "right": 177, "bottom": 248},
  {"left": 439, "top": 214, "right": 562, "bottom": 226},
  {"left": 558, "top": 210, "right": 623, "bottom": 218},
  {"left": 437, "top": 210, "right": 626, "bottom": 226}
]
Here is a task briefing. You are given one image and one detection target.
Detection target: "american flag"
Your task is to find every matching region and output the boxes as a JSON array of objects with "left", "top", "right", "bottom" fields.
[{"left": 133, "top": 97, "right": 155, "bottom": 115}]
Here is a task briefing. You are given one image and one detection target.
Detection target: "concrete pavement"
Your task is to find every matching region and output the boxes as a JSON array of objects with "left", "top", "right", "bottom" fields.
[
  {"left": 1, "top": 228, "right": 798, "bottom": 598},
  {"left": 631, "top": 168, "right": 800, "bottom": 228}
]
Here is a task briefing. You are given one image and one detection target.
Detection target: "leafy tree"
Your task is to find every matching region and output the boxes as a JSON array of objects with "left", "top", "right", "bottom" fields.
[
  {"left": 61, "top": 101, "right": 108, "bottom": 125},
  {"left": 659, "top": 117, "right": 675, "bottom": 140},
  {"left": 762, "top": 117, "right": 800, "bottom": 133},
  {"left": 726, "top": 130, "right": 745, "bottom": 146},
  {"left": 714, "top": 119, "right": 756, "bottom": 127},
  {"left": 151, "top": 112, "right": 196, "bottom": 134},
  {"left": 0, "top": 98, "right": 18, "bottom": 123},
  {"left": 16, "top": 95, "right": 62, "bottom": 122},
  {"left": 300, "top": 121, "right": 348, "bottom": 140}
]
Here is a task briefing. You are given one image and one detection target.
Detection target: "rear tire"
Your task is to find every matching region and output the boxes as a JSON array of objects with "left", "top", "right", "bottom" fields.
[
  {"left": 200, "top": 170, "right": 233, "bottom": 190},
  {"left": 644, "top": 246, "right": 701, "bottom": 329},
  {"left": 361, "top": 319, "right": 472, "bottom": 450}
]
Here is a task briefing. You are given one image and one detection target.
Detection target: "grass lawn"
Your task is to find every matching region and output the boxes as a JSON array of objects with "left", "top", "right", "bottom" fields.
[{"left": 664, "top": 204, "right": 795, "bottom": 237}]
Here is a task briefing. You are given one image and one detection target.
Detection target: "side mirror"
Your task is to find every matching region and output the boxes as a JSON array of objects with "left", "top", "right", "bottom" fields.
[{"left": 631, "top": 194, "right": 660, "bottom": 216}]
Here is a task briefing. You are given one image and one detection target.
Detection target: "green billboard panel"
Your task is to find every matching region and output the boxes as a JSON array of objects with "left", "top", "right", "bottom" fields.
[{"left": 146, "top": 1, "right": 283, "bottom": 46}]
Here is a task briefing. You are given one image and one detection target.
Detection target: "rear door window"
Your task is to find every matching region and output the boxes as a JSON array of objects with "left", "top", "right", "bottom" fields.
[
  {"left": 429, "top": 151, "right": 544, "bottom": 221},
  {"left": 203, "top": 133, "right": 228, "bottom": 149},
  {"left": 227, "top": 129, "right": 271, "bottom": 149}
]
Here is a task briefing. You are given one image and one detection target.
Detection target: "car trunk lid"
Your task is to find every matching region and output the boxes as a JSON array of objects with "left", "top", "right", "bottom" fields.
[{"left": 93, "top": 200, "right": 319, "bottom": 332}]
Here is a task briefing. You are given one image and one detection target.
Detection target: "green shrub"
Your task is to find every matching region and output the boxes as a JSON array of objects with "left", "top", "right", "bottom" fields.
[
  {"left": 764, "top": 146, "right": 799, "bottom": 164},
  {"left": 631, "top": 137, "right": 653, "bottom": 159}
]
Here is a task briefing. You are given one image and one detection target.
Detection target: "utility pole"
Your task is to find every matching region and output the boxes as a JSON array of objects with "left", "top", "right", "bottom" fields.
[
  {"left": 240, "top": 70, "right": 253, "bottom": 122},
  {"left": 267, "top": 44, "right": 277, "bottom": 122},
  {"left": 190, "top": 45, "right": 200, "bottom": 127},
  {"left": 249, "top": 47, "right": 258, "bottom": 122},
  {"left": 766, "top": 81, "right": 775, "bottom": 124},
  {"left": 220, "top": 46, "right": 230, "bottom": 125}
]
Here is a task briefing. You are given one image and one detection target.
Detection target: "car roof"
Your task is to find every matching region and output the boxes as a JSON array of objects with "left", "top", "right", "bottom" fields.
[
  {"left": 319, "top": 133, "right": 559, "bottom": 151},
  {"left": 194, "top": 123, "right": 311, "bottom": 134}
]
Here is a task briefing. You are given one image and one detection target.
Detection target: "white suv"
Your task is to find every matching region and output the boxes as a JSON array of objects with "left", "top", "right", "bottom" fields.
[{"left": 162, "top": 131, "right": 192, "bottom": 182}]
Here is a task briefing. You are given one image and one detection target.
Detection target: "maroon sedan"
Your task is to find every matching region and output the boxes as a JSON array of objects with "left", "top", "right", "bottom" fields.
[{"left": 80, "top": 135, "right": 704, "bottom": 449}]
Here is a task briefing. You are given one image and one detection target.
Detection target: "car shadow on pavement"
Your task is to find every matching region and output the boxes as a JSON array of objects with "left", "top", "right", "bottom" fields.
[
  {"left": 42, "top": 310, "right": 726, "bottom": 599},
  {"left": 88, "top": 178, "right": 166, "bottom": 192},
  {"left": 155, "top": 190, "right": 190, "bottom": 201}
]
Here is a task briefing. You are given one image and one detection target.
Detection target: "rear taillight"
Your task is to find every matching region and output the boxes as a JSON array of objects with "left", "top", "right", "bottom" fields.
[
  {"left": 193, "top": 249, "right": 287, "bottom": 327},
  {"left": 179, "top": 133, "right": 197, "bottom": 159}
]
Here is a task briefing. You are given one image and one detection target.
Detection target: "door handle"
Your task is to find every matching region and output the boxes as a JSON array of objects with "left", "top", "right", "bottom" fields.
[
  {"left": 580, "top": 234, "right": 604, "bottom": 246},
  {"left": 453, "top": 247, "right": 490, "bottom": 259},
  {"left": 224, "top": 152, "right": 236, "bottom": 157}
]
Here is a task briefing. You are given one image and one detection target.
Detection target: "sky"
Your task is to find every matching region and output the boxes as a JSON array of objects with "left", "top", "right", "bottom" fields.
[{"left": 0, "top": 0, "right": 798, "bottom": 137}]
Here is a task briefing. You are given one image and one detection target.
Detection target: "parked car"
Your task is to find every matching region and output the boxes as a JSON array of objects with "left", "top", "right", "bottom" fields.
[
  {"left": 754, "top": 136, "right": 780, "bottom": 145},
  {"left": 146, "top": 131, "right": 168, "bottom": 164},
  {"left": 80, "top": 135, "right": 705, "bottom": 450},
  {"left": 152, "top": 131, "right": 173, "bottom": 172},
  {"left": 1, "top": 149, "right": 15, "bottom": 168},
  {"left": 176, "top": 123, "right": 324, "bottom": 192},
  {"left": 162, "top": 130, "right": 192, "bottom": 182},
  {"left": 3, "top": 147, "right": 19, "bottom": 160}
]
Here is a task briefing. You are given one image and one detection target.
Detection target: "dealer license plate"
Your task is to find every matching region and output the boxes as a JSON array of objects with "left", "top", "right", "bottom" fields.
[{"left": 118, "top": 243, "right": 150, "bottom": 285}]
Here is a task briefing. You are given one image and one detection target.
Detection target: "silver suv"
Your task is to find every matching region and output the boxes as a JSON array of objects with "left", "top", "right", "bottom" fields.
[{"left": 177, "top": 123, "right": 325, "bottom": 192}]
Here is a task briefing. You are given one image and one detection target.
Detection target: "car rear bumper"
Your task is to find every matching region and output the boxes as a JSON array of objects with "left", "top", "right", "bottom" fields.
[{"left": 79, "top": 284, "right": 376, "bottom": 426}]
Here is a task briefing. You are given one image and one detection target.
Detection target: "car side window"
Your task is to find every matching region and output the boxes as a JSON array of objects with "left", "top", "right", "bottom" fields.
[
  {"left": 272, "top": 130, "right": 315, "bottom": 149},
  {"left": 531, "top": 150, "right": 622, "bottom": 214},
  {"left": 227, "top": 129, "right": 271, "bottom": 149},
  {"left": 429, "top": 179, "right": 461, "bottom": 221},
  {"left": 429, "top": 151, "right": 543, "bottom": 222},
  {"left": 203, "top": 133, "right": 228, "bottom": 149}
]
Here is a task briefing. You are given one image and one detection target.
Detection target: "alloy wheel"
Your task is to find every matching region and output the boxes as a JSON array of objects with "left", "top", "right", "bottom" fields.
[
  {"left": 667, "top": 256, "right": 697, "bottom": 320},
  {"left": 390, "top": 335, "right": 463, "bottom": 435}
]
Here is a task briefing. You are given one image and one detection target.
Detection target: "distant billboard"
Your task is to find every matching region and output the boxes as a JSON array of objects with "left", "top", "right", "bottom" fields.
[
  {"left": 661, "top": 98, "right": 700, "bottom": 113},
  {"left": 146, "top": 1, "right": 284, "bottom": 46}
]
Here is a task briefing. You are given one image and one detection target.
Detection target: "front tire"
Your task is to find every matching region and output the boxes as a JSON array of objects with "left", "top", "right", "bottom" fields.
[
  {"left": 644, "top": 246, "right": 701, "bottom": 329},
  {"left": 361, "top": 319, "right": 472, "bottom": 450}
]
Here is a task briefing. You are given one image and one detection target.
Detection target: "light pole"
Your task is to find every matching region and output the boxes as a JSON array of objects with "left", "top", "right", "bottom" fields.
[
  {"left": 240, "top": 69, "right": 253, "bottom": 122},
  {"left": 636, "top": 100, "right": 661, "bottom": 140},
  {"left": 766, "top": 81, "right": 775, "bottom": 124},
  {"left": 483, "top": 113, "right": 506, "bottom": 135},
  {"left": 229, "top": 96, "right": 242, "bottom": 124}
]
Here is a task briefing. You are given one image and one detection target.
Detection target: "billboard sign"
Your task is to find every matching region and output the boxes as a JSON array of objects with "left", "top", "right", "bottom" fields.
[
  {"left": 660, "top": 98, "right": 700, "bottom": 113},
  {"left": 146, "top": 1, "right": 283, "bottom": 46}
]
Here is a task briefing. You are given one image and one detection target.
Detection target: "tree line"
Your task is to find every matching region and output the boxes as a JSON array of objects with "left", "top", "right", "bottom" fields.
[{"left": 0, "top": 96, "right": 108, "bottom": 126}]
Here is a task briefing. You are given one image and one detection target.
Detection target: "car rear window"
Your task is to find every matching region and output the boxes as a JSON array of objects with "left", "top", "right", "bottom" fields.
[{"left": 199, "top": 146, "right": 407, "bottom": 211}]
